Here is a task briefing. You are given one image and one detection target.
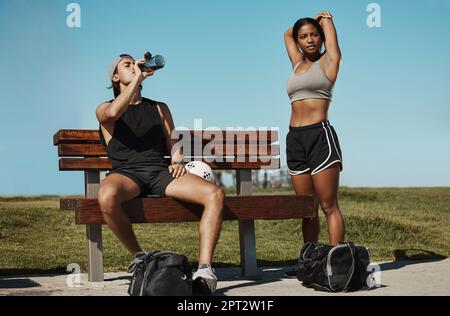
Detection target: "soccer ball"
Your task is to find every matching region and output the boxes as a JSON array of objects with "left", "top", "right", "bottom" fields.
[{"left": 184, "top": 161, "right": 215, "bottom": 183}]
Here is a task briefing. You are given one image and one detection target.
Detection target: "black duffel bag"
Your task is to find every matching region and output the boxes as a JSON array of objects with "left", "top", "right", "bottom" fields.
[
  {"left": 296, "top": 242, "right": 371, "bottom": 292},
  {"left": 128, "top": 251, "right": 193, "bottom": 296}
]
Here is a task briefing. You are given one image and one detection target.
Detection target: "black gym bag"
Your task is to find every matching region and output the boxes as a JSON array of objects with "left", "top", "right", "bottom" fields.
[
  {"left": 128, "top": 251, "right": 193, "bottom": 296},
  {"left": 296, "top": 242, "right": 371, "bottom": 292}
]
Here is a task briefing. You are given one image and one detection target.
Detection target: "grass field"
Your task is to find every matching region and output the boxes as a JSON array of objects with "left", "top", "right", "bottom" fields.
[{"left": 0, "top": 187, "right": 449, "bottom": 276}]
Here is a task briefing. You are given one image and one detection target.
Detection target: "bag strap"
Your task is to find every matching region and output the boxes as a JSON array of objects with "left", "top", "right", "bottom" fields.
[{"left": 139, "top": 259, "right": 158, "bottom": 296}]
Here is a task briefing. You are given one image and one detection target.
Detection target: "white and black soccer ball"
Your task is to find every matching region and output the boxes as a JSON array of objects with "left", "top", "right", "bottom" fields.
[{"left": 184, "top": 161, "right": 215, "bottom": 183}]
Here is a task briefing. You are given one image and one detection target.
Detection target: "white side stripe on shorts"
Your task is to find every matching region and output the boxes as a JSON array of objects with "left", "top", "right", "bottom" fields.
[
  {"left": 311, "top": 122, "right": 332, "bottom": 175},
  {"left": 326, "top": 125, "right": 342, "bottom": 161},
  {"left": 288, "top": 167, "right": 310, "bottom": 176},
  {"left": 312, "top": 159, "right": 341, "bottom": 175}
]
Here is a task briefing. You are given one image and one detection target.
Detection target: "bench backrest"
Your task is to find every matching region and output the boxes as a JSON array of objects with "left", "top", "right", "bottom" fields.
[{"left": 53, "top": 129, "right": 280, "bottom": 171}]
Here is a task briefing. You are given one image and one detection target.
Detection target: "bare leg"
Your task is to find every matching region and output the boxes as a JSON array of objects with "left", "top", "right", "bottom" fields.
[
  {"left": 291, "top": 173, "right": 320, "bottom": 243},
  {"left": 97, "top": 173, "right": 142, "bottom": 256},
  {"left": 165, "top": 173, "right": 224, "bottom": 265},
  {"left": 312, "top": 164, "right": 345, "bottom": 245}
]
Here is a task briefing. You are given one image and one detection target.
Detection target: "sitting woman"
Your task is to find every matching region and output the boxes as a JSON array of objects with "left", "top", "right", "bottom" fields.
[{"left": 96, "top": 53, "right": 223, "bottom": 294}]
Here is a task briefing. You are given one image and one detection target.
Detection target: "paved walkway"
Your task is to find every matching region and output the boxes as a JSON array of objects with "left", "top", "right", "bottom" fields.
[{"left": 1, "top": 259, "right": 449, "bottom": 296}]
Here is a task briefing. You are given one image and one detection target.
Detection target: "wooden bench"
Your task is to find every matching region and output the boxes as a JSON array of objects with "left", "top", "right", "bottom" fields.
[{"left": 53, "top": 128, "right": 315, "bottom": 282}]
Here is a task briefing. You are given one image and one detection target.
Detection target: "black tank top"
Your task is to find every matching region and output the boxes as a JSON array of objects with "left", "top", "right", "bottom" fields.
[{"left": 99, "top": 98, "right": 168, "bottom": 169}]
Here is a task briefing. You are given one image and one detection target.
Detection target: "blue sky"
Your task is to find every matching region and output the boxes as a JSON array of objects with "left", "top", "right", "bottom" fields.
[{"left": 0, "top": 0, "right": 449, "bottom": 195}]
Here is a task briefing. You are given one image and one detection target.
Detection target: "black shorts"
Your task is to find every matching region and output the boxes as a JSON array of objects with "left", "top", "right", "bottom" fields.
[
  {"left": 106, "top": 162, "right": 175, "bottom": 197},
  {"left": 286, "top": 120, "right": 343, "bottom": 176}
]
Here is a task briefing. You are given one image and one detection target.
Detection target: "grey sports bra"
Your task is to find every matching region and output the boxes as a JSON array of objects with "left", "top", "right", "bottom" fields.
[{"left": 286, "top": 57, "right": 334, "bottom": 103}]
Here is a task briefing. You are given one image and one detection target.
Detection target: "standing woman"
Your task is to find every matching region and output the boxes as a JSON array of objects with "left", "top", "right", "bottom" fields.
[{"left": 284, "top": 11, "right": 344, "bottom": 250}]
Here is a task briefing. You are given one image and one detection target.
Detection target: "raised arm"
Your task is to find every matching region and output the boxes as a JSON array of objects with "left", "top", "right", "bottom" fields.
[
  {"left": 314, "top": 11, "right": 341, "bottom": 62},
  {"left": 284, "top": 27, "right": 304, "bottom": 67},
  {"left": 96, "top": 59, "right": 153, "bottom": 124}
]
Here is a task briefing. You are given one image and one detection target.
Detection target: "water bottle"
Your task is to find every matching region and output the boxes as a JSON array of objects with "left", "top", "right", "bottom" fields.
[{"left": 140, "top": 51, "right": 165, "bottom": 71}]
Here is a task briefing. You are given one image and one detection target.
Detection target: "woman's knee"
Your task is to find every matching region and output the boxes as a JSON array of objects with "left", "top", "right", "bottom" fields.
[
  {"left": 319, "top": 200, "right": 340, "bottom": 216},
  {"left": 97, "top": 185, "right": 120, "bottom": 211},
  {"left": 204, "top": 185, "right": 225, "bottom": 208}
]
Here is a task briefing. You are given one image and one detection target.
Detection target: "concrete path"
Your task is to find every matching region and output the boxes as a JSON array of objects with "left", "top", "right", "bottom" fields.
[{"left": 1, "top": 259, "right": 449, "bottom": 296}]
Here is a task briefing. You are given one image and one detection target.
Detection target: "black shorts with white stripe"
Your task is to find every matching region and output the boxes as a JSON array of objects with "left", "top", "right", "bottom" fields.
[{"left": 286, "top": 120, "right": 343, "bottom": 176}]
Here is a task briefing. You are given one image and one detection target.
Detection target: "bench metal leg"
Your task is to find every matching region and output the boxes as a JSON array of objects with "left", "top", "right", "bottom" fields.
[
  {"left": 236, "top": 170, "right": 258, "bottom": 278},
  {"left": 239, "top": 220, "right": 257, "bottom": 278},
  {"left": 85, "top": 171, "right": 104, "bottom": 282},
  {"left": 86, "top": 224, "right": 104, "bottom": 282}
]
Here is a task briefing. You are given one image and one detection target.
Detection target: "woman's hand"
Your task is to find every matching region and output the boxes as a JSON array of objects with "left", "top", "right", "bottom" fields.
[
  {"left": 134, "top": 58, "right": 154, "bottom": 83},
  {"left": 168, "top": 162, "right": 187, "bottom": 178},
  {"left": 314, "top": 11, "right": 333, "bottom": 23}
]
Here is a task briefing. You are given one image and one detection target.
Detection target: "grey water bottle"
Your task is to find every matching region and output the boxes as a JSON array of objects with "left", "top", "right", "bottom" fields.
[{"left": 140, "top": 51, "right": 165, "bottom": 71}]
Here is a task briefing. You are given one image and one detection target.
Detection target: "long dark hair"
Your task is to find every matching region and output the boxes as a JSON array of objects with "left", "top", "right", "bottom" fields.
[
  {"left": 292, "top": 17, "right": 326, "bottom": 45},
  {"left": 111, "top": 78, "right": 121, "bottom": 98}
]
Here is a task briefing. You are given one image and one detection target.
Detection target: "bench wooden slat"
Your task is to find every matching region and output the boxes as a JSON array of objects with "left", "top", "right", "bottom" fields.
[
  {"left": 58, "top": 144, "right": 106, "bottom": 156},
  {"left": 58, "top": 158, "right": 280, "bottom": 170},
  {"left": 59, "top": 157, "right": 112, "bottom": 170},
  {"left": 61, "top": 195, "right": 315, "bottom": 224},
  {"left": 58, "top": 144, "right": 280, "bottom": 157},
  {"left": 54, "top": 130, "right": 279, "bottom": 145},
  {"left": 53, "top": 130, "right": 100, "bottom": 145}
]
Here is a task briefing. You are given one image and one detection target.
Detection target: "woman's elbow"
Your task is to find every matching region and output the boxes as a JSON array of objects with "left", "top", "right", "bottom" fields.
[{"left": 284, "top": 28, "right": 293, "bottom": 38}]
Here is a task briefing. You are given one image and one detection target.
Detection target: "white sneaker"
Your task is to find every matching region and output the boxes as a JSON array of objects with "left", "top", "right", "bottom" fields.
[{"left": 193, "top": 266, "right": 217, "bottom": 294}]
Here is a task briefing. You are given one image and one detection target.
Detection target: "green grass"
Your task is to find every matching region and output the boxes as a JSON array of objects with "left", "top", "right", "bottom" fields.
[{"left": 0, "top": 188, "right": 449, "bottom": 275}]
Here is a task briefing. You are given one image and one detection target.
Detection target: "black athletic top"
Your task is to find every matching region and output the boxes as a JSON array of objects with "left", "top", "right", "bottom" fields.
[{"left": 99, "top": 98, "right": 168, "bottom": 169}]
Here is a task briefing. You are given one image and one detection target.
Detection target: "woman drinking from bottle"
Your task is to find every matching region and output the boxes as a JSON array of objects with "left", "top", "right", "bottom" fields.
[{"left": 96, "top": 53, "right": 223, "bottom": 294}]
